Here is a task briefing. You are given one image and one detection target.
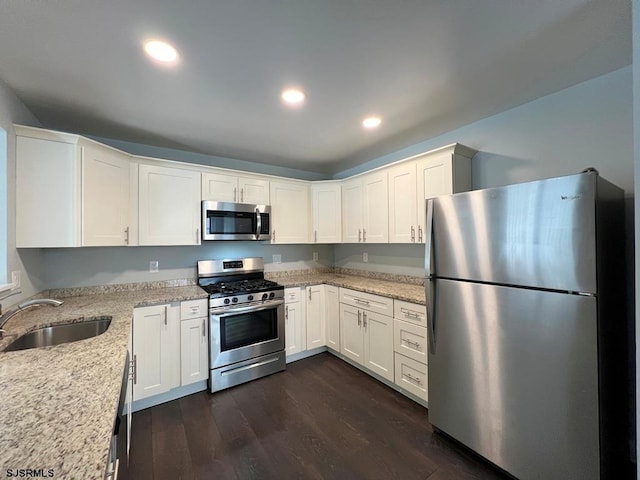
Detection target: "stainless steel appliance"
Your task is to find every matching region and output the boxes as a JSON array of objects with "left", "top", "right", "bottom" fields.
[
  {"left": 425, "top": 171, "right": 631, "bottom": 479},
  {"left": 201, "top": 201, "right": 271, "bottom": 241},
  {"left": 197, "top": 257, "right": 285, "bottom": 392}
]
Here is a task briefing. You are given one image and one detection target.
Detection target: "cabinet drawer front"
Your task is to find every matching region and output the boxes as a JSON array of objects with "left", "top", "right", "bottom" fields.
[
  {"left": 285, "top": 287, "right": 301, "bottom": 303},
  {"left": 394, "top": 300, "right": 427, "bottom": 327},
  {"left": 339, "top": 288, "right": 393, "bottom": 316},
  {"left": 394, "top": 353, "right": 428, "bottom": 401},
  {"left": 393, "top": 319, "right": 428, "bottom": 363},
  {"left": 180, "top": 299, "right": 208, "bottom": 320}
]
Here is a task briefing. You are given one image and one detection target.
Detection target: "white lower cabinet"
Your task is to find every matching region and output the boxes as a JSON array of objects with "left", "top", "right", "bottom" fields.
[
  {"left": 325, "top": 285, "right": 340, "bottom": 351},
  {"left": 132, "top": 303, "right": 180, "bottom": 401},
  {"left": 339, "top": 288, "right": 394, "bottom": 382},
  {"left": 306, "top": 285, "right": 326, "bottom": 349},
  {"left": 393, "top": 300, "right": 428, "bottom": 402},
  {"left": 285, "top": 287, "right": 306, "bottom": 358},
  {"left": 180, "top": 299, "right": 209, "bottom": 386}
]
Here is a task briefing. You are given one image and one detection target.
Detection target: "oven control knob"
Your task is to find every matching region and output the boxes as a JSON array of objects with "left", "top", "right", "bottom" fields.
[
  {"left": 224, "top": 298, "right": 230, "bottom": 305},
  {"left": 269, "top": 292, "right": 275, "bottom": 299},
  {"left": 262, "top": 293, "right": 268, "bottom": 301},
  {"left": 232, "top": 297, "right": 238, "bottom": 303},
  {"left": 248, "top": 295, "right": 254, "bottom": 301}
]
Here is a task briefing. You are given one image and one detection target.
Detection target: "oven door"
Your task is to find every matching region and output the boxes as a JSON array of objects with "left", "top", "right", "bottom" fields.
[{"left": 210, "top": 299, "right": 284, "bottom": 368}]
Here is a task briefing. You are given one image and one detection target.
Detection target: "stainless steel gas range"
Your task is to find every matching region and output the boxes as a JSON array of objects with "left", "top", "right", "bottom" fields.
[{"left": 197, "top": 257, "right": 285, "bottom": 392}]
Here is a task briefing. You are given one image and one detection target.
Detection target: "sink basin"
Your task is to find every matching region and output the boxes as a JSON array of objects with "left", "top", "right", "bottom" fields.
[{"left": 3, "top": 318, "right": 112, "bottom": 352}]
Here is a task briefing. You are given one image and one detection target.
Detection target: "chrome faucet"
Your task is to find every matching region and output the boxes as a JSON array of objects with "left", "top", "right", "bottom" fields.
[{"left": 0, "top": 299, "right": 64, "bottom": 338}]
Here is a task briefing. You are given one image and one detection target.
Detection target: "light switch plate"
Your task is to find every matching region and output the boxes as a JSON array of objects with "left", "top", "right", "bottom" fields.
[
  {"left": 272, "top": 254, "right": 282, "bottom": 264},
  {"left": 11, "top": 271, "right": 20, "bottom": 289},
  {"left": 149, "top": 261, "right": 159, "bottom": 272}
]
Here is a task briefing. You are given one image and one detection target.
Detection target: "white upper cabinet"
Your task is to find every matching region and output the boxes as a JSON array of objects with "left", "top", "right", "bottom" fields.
[
  {"left": 201, "top": 172, "right": 269, "bottom": 204},
  {"left": 138, "top": 164, "right": 201, "bottom": 245},
  {"left": 311, "top": 182, "right": 342, "bottom": 243},
  {"left": 15, "top": 125, "right": 132, "bottom": 248},
  {"left": 388, "top": 162, "right": 417, "bottom": 244},
  {"left": 341, "top": 171, "right": 388, "bottom": 243},
  {"left": 415, "top": 145, "right": 474, "bottom": 243},
  {"left": 269, "top": 180, "right": 310, "bottom": 244}
]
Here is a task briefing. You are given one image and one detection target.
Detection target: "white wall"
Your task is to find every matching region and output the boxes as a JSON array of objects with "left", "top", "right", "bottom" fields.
[{"left": 0, "top": 79, "right": 44, "bottom": 310}]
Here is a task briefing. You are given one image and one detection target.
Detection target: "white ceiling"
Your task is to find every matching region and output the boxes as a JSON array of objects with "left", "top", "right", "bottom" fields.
[{"left": 0, "top": 0, "right": 631, "bottom": 174}]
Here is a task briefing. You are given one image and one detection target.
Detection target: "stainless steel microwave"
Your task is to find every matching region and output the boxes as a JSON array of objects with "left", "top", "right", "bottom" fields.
[{"left": 201, "top": 201, "right": 271, "bottom": 241}]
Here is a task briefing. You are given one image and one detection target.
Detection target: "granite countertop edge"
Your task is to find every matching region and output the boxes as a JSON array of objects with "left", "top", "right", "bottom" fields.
[{"left": 0, "top": 273, "right": 423, "bottom": 479}]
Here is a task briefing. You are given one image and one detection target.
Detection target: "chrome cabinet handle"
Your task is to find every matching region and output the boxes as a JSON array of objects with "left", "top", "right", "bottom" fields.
[
  {"left": 314, "top": 230, "right": 317, "bottom": 243},
  {"left": 240, "top": 188, "right": 244, "bottom": 202},
  {"left": 124, "top": 227, "right": 129, "bottom": 245},
  {"left": 402, "top": 338, "right": 421, "bottom": 349},
  {"left": 400, "top": 308, "right": 421, "bottom": 319},
  {"left": 411, "top": 225, "right": 415, "bottom": 242},
  {"left": 403, "top": 372, "right": 422, "bottom": 385},
  {"left": 308, "top": 288, "right": 312, "bottom": 300},
  {"left": 358, "top": 229, "right": 361, "bottom": 242},
  {"left": 273, "top": 230, "right": 276, "bottom": 242},
  {"left": 285, "top": 305, "right": 289, "bottom": 321},
  {"left": 233, "top": 187, "right": 237, "bottom": 202},
  {"left": 355, "top": 298, "right": 370, "bottom": 305},
  {"left": 418, "top": 225, "right": 423, "bottom": 243},
  {"left": 202, "top": 319, "right": 206, "bottom": 337},
  {"left": 164, "top": 306, "right": 168, "bottom": 326},
  {"left": 363, "top": 311, "right": 367, "bottom": 328},
  {"left": 358, "top": 310, "right": 361, "bottom": 326},
  {"left": 363, "top": 228, "right": 367, "bottom": 242}
]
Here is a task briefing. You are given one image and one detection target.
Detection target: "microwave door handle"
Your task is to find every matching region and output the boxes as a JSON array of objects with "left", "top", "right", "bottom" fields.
[{"left": 255, "top": 208, "right": 262, "bottom": 240}]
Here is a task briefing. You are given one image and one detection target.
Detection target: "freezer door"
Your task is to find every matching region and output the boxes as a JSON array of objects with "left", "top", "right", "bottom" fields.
[
  {"left": 428, "top": 279, "right": 599, "bottom": 480},
  {"left": 430, "top": 172, "right": 597, "bottom": 293}
]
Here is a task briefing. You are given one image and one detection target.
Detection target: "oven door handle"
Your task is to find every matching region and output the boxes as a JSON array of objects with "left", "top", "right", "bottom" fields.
[{"left": 210, "top": 300, "right": 283, "bottom": 316}]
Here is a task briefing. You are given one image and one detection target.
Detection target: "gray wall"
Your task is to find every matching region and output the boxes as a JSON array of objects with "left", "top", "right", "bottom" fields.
[{"left": 0, "top": 79, "right": 44, "bottom": 310}]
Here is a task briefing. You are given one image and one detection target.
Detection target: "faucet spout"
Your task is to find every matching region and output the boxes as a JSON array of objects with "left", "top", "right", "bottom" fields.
[{"left": 0, "top": 299, "right": 64, "bottom": 337}]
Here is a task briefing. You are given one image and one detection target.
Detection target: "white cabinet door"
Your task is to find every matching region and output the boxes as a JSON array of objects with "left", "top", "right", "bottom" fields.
[
  {"left": 311, "top": 182, "right": 342, "bottom": 243},
  {"left": 138, "top": 164, "right": 201, "bottom": 245},
  {"left": 340, "top": 304, "right": 364, "bottom": 364},
  {"left": 285, "top": 300, "right": 306, "bottom": 357},
  {"left": 201, "top": 172, "right": 238, "bottom": 202},
  {"left": 306, "top": 285, "right": 326, "bottom": 349},
  {"left": 270, "top": 180, "right": 310, "bottom": 243},
  {"left": 180, "top": 317, "right": 209, "bottom": 385},
  {"left": 341, "top": 178, "right": 363, "bottom": 243},
  {"left": 363, "top": 310, "right": 394, "bottom": 381},
  {"left": 132, "top": 304, "right": 179, "bottom": 401},
  {"left": 82, "top": 144, "right": 131, "bottom": 246},
  {"left": 325, "top": 285, "right": 340, "bottom": 351},
  {"left": 362, "top": 171, "right": 388, "bottom": 243},
  {"left": 238, "top": 176, "right": 270, "bottom": 204},
  {"left": 388, "top": 163, "right": 417, "bottom": 244}
]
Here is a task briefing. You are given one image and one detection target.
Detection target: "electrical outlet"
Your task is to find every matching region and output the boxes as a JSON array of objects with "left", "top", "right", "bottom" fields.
[
  {"left": 149, "top": 261, "right": 159, "bottom": 273},
  {"left": 313, "top": 252, "right": 318, "bottom": 262},
  {"left": 272, "top": 254, "right": 282, "bottom": 264},
  {"left": 11, "top": 271, "right": 20, "bottom": 289},
  {"left": 363, "top": 252, "right": 368, "bottom": 263}
]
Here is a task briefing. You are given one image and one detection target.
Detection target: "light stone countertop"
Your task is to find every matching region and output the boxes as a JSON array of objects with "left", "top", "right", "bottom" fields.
[
  {"left": 0, "top": 272, "right": 423, "bottom": 480},
  {"left": 266, "top": 272, "right": 426, "bottom": 305},
  {"left": 0, "top": 286, "right": 207, "bottom": 480}
]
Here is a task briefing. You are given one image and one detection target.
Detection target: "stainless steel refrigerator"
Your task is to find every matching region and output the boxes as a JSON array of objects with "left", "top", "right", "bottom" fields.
[{"left": 425, "top": 171, "right": 631, "bottom": 479}]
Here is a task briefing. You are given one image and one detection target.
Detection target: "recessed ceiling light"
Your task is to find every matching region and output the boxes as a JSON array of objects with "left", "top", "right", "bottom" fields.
[
  {"left": 281, "top": 88, "right": 306, "bottom": 106},
  {"left": 143, "top": 39, "right": 179, "bottom": 64},
  {"left": 362, "top": 116, "right": 382, "bottom": 129}
]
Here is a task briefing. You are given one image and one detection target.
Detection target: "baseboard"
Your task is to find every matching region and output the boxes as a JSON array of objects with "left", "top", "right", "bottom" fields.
[
  {"left": 131, "top": 381, "right": 208, "bottom": 413},
  {"left": 286, "top": 346, "right": 328, "bottom": 363}
]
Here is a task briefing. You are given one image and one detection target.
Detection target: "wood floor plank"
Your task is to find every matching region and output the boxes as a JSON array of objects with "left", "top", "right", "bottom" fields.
[{"left": 125, "top": 353, "right": 509, "bottom": 480}]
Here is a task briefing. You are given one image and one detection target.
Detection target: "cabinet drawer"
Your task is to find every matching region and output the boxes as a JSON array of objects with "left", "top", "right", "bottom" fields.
[
  {"left": 180, "top": 299, "right": 208, "bottom": 320},
  {"left": 394, "top": 300, "right": 427, "bottom": 327},
  {"left": 285, "top": 287, "right": 301, "bottom": 303},
  {"left": 393, "top": 319, "right": 428, "bottom": 363},
  {"left": 339, "top": 288, "right": 393, "bottom": 316},
  {"left": 394, "top": 353, "right": 428, "bottom": 401}
]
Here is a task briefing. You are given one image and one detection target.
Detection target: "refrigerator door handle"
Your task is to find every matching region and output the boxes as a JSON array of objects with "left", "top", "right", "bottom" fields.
[
  {"left": 425, "top": 198, "right": 436, "bottom": 353},
  {"left": 426, "top": 277, "right": 436, "bottom": 354}
]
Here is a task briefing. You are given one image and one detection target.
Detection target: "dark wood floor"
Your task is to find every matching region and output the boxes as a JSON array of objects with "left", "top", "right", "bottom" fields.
[{"left": 119, "top": 353, "right": 509, "bottom": 480}]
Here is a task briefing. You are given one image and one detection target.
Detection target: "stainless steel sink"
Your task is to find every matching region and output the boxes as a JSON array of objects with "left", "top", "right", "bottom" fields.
[{"left": 3, "top": 318, "right": 112, "bottom": 352}]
